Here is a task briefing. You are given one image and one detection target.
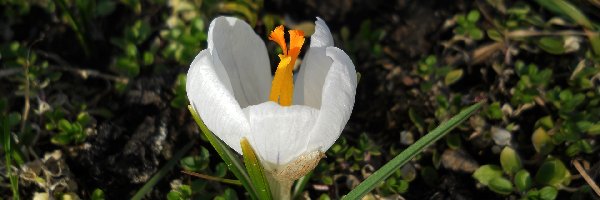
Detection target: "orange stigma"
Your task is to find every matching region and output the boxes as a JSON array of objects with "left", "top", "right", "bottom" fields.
[{"left": 268, "top": 25, "right": 305, "bottom": 106}]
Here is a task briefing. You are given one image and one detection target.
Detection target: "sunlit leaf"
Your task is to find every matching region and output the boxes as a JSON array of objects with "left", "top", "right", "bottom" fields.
[{"left": 240, "top": 138, "right": 272, "bottom": 200}]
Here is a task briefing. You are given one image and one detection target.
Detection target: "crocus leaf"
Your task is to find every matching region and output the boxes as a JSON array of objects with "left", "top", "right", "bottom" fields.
[
  {"left": 188, "top": 105, "right": 259, "bottom": 200},
  {"left": 342, "top": 102, "right": 482, "bottom": 199},
  {"left": 240, "top": 138, "right": 272, "bottom": 200}
]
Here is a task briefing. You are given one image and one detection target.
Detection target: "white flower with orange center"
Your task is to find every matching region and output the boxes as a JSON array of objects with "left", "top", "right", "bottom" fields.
[{"left": 186, "top": 16, "right": 356, "bottom": 186}]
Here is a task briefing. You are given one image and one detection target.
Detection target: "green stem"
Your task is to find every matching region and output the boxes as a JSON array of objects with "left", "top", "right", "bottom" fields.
[{"left": 266, "top": 172, "right": 293, "bottom": 200}]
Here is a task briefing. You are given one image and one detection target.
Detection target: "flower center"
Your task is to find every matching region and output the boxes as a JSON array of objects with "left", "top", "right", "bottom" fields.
[{"left": 268, "top": 25, "right": 305, "bottom": 106}]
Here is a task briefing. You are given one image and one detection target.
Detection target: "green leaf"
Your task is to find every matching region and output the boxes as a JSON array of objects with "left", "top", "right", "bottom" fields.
[
  {"left": 214, "top": 162, "right": 229, "bottom": 177},
  {"left": 467, "top": 10, "right": 480, "bottom": 22},
  {"left": 514, "top": 170, "right": 532, "bottom": 192},
  {"left": 500, "top": 147, "right": 522, "bottom": 175},
  {"left": 485, "top": 102, "right": 503, "bottom": 120},
  {"left": 537, "top": 37, "right": 565, "bottom": 55},
  {"left": 488, "top": 177, "right": 514, "bottom": 195},
  {"left": 91, "top": 188, "right": 105, "bottom": 200},
  {"left": 444, "top": 69, "right": 464, "bottom": 85},
  {"left": 408, "top": 108, "right": 425, "bottom": 133},
  {"left": 167, "top": 184, "right": 192, "bottom": 200},
  {"left": 473, "top": 165, "right": 503, "bottom": 186},
  {"left": 535, "top": 158, "right": 569, "bottom": 187},
  {"left": 536, "top": 116, "right": 554, "bottom": 130},
  {"left": 487, "top": 29, "right": 503, "bottom": 41},
  {"left": 469, "top": 28, "right": 484, "bottom": 40},
  {"left": 532, "top": 128, "right": 554, "bottom": 155},
  {"left": 539, "top": 186, "right": 558, "bottom": 200},
  {"left": 58, "top": 119, "right": 72, "bottom": 132},
  {"left": 51, "top": 133, "right": 73, "bottom": 145},
  {"left": 342, "top": 102, "right": 482, "bottom": 199},
  {"left": 215, "top": 188, "right": 239, "bottom": 200},
  {"left": 587, "top": 123, "right": 600, "bottom": 135},
  {"left": 180, "top": 147, "right": 210, "bottom": 171},
  {"left": 565, "top": 142, "right": 582, "bottom": 157},
  {"left": 188, "top": 106, "right": 259, "bottom": 200},
  {"left": 240, "top": 138, "right": 272, "bottom": 200},
  {"left": 115, "top": 57, "right": 140, "bottom": 77}
]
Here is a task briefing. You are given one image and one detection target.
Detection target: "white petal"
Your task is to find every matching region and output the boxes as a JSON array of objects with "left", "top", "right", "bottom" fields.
[
  {"left": 310, "top": 17, "right": 334, "bottom": 48},
  {"left": 293, "top": 47, "right": 331, "bottom": 107},
  {"left": 242, "top": 102, "right": 319, "bottom": 165},
  {"left": 208, "top": 16, "right": 271, "bottom": 108},
  {"left": 306, "top": 47, "right": 357, "bottom": 152},
  {"left": 293, "top": 18, "right": 335, "bottom": 107},
  {"left": 187, "top": 49, "right": 250, "bottom": 154}
]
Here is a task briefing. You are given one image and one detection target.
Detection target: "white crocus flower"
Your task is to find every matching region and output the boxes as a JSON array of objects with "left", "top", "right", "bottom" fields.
[{"left": 186, "top": 16, "right": 356, "bottom": 196}]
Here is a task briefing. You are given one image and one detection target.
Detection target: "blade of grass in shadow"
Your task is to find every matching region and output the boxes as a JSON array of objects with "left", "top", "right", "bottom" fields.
[
  {"left": 534, "top": 0, "right": 593, "bottom": 29},
  {"left": 188, "top": 105, "right": 259, "bottom": 200},
  {"left": 292, "top": 171, "right": 313, "bottom": 199},
  {"left": 53, "top": 0, "right": 90, "bottom": 57},
  {"left": 131, "top": 140, "right": 194, "bottom": 200},
  {"left": 241, "top": 138, "right": 272, "bottom": 200},
  {"left": 3, "top": 117, "right": 19, "bottom": 200},
  {"left": 342, "top": 102, "right": 482, "bottom": 199}
]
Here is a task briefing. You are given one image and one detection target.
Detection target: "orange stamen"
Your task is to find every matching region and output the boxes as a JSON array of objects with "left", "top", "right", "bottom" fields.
[
  {"left": 269, "top": 56, "right": 292, "bottom": 105},
  {"left": 268, "top": 26, "right": 305, "bottom": 106},
  {"left": 287, "top": 30, "right": 305, "bottom": 69},
  {"left": 268, "top": 25, "right": 287, "bottom": 56}
]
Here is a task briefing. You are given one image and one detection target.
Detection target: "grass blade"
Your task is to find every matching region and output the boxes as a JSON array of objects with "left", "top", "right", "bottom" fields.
[
  {"left": 241, "top": 138, "right": 272, "bottom": 200},
  {"left": 188, "top": 105, "right": 259, "bottom": 200},
  {"left": 53, "top": 0, "right": 90, "bottom": 57},
  {"left": 534, "top": 0, "right": 593, "bottom": 29},
  {"left": 3, "top": 116, "right": 20, "bottom": 200},
  {"left": 343, "top": 102, "right": 482, "bottom": 199},
  {"left": 292, "top": 171, "right": 313, "bottom": 199},
  {"left": 131, "top": 140, "right": 195, "bottom": 200}
]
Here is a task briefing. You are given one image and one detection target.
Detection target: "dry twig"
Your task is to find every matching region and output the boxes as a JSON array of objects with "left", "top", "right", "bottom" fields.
[{"left": 572, "top": 159, "right": 600, "bottom": 197}]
